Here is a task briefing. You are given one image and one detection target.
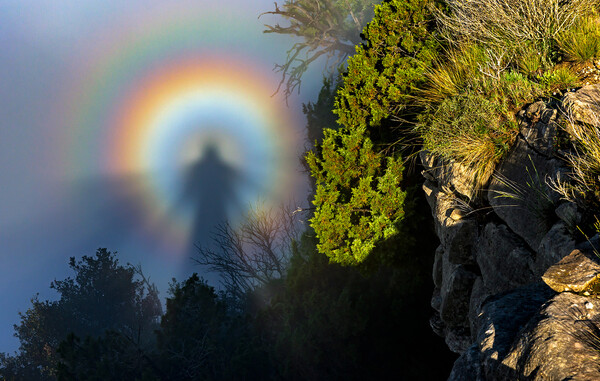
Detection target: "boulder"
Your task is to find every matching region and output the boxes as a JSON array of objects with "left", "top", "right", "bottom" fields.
[
  {"left": 562, "top": 84, "right": 600, "bottom": 126},
  {"left": 430, "top": 311, "right": 446, "bottom": 337},
  {"left": 475, "top": 283, "right": 554, "bottom": 380},
  {"left": 576, "top": 234, "right": 600, "bottom": 254},
  {"left": 422, "top": 181, "right": 461, "bottom": 240},
  {"left": 502, "top": 292, "right": 600, "bottom": 380},
  {"left": 422, "top": 180, "right": 439, "bottom": 213},
  {"left": 542, "top": 249, "right": 600, "bottom": 293},
  {"left": 520, "top": 101, "right": 559, "bottom": 156},
  {"left": 433, "top": 245, "right": 444, "bottom": 289},
  {"left": 423, "top": 179, "right": 478, "bottom": 266},
  {"left": 468, "top": 277, "right": 490, "bottom": 339},
  {"left": 447, "top": 344, "right": 484, "bottom": 381},
  {"left": 440, "top": 263, "right": 478, "bottom": 328},
  {"left": 525, "top": 100, "right": 546, "bottom": 120},
  {"left": 431, "top": 286, "right": 442, "bottom": 312},
  {"left": 445, "top": 325, "right": 474, "bottom": 354},
  {"left": 444, "top": 218, "right": 478, "bottom": 265},
  {"left": 420, "top": 150, "right": 480, "bottom": 200},
  {"left": 555, "top": 202, "right": 582, "bottom": 233},
  {"left": 531, "top": 222, "right": 576, "bottom": 278}
]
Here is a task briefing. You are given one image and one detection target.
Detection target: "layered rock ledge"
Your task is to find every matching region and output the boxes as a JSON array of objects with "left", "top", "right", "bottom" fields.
[{"left": 423, "top": 85, "right": 600, "bottom": 380}]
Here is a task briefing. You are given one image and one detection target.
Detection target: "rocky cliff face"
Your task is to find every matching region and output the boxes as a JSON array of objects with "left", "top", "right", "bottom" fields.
[{"left": 422, "top": 85, "right": 600, "bottom": 380}]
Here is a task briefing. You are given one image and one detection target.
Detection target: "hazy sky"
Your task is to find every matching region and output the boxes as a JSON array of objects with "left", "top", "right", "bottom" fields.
[{"left": 0, "top": 0, "right": 324, "bottom": 352}]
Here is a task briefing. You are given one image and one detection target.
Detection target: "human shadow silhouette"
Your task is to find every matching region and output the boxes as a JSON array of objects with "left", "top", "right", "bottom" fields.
[{"left": 180, "top": 143, "right": 243, "bottom": 257}]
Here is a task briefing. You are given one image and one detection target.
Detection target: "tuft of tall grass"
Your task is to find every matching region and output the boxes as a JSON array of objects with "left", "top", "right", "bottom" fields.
[
  {"left": 419, "top": 70, "right": 544, "bottom": 189},
  {"left": 538, "top": 66, "right": 581, "bottom": 95},
  {"left": 561, "top": 111, "right": 600, "bottom": 199},
  {"left": 550, "top": 109, "right": 600, "bottom": 220},
  {"left": 556, "top": 14, "right": 600, "bottom": 63},
  {"left": 515, "top": 42, "right": 553, "bottom": 78},
  {"left": 421, "top": 44, "right": 487, "bottom": 106},
  {"left": 419, "top": 91, "right": 518, "bottom": 189}
]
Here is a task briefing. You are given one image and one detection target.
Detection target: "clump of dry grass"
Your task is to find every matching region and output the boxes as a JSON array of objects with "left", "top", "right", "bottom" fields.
[
  {"left": 419, "top": 91, "right": 518, "bottom": 189},
  {"left": 421, "top": 44, "right": 487, "bottom": 105},
  {"left": 563, "top": 113, "right": 600, "bottom": 195},
  {"left": 435, "top": 0, "right": 598, "bottom": 52},
  {"left": 550, "top": 107, "right": 600, "bottom": 212},
  {"left": 419, "top": 70, "right": 542, "bottom": 190}
]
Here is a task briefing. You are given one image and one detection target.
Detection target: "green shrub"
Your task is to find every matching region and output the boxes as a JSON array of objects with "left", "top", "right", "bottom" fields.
[
  {"left": 307, "top": 0, "right": 440, "bottom": 265},
  {"left": 335, "top": 0, "right": 439, "bottom": 130},
  {"left": 307, "top": 126, "right": 406, "bottom": 265}
]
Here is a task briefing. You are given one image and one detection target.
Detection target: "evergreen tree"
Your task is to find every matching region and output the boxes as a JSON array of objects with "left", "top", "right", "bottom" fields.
[
  {"left": 307, "top": 0, "right": 440, "bottom": 265},
  {"left": 0, "top": 249, "right": 161, "bottom": 380},
  {"left": 156, "top": 274, "right": 270, "bottom": 380}
]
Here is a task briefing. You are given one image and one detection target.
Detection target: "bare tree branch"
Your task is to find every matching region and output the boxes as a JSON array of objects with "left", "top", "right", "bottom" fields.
[
  {"left": 193, "top": 203, "right": 304, "bottom": 300},
  {"left": 260, "top": 0, "right": 378, "bottom": 98}
]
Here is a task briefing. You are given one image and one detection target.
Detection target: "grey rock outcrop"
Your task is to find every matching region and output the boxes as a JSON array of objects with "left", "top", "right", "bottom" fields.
[
  {"left": 423, "top": 85, "right": 600, "bottom": 379},
  {"left": 474, "top": 283, "right": 554, "bottom": 381},
  {"left": 501, "top": 293, "right": 600, "bottom": 380},
  {"left": 486, "top": 138, "right": 561, "bottom": 250},
  {"left": 473, "top": 223, "right": 535, "bottom": 295},
  {"left": 450, "top": 287, "right": 600, "bottom": 380}
]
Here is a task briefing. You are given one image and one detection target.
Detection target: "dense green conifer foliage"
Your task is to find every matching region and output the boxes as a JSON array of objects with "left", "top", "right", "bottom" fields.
[
  {"left": 335, "top": 0, "right": 439, "bottom": 130},
  {"left": 307, "top": 0, "right": 439, "bottom": 264},
  {"left": 307, "top": 126, "right": 406, "bottom": 265}
]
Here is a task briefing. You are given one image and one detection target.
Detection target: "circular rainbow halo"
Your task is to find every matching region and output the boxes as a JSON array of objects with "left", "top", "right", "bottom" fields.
[{"left": 71, "top": 56, "right": 301, "bottom": 257}]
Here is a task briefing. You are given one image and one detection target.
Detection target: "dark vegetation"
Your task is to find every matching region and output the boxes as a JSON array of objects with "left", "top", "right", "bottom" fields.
[{"left": 0, "top": 249, "right": 162, "bottom": 380}]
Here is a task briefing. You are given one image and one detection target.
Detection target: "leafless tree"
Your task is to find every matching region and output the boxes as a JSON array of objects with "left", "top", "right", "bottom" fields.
[
  {"left": 193, "top": 203, "right": 304, "bottom": 300},
  {"left": 260, "top": 0, "right": 379, "bottom": 98}
]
